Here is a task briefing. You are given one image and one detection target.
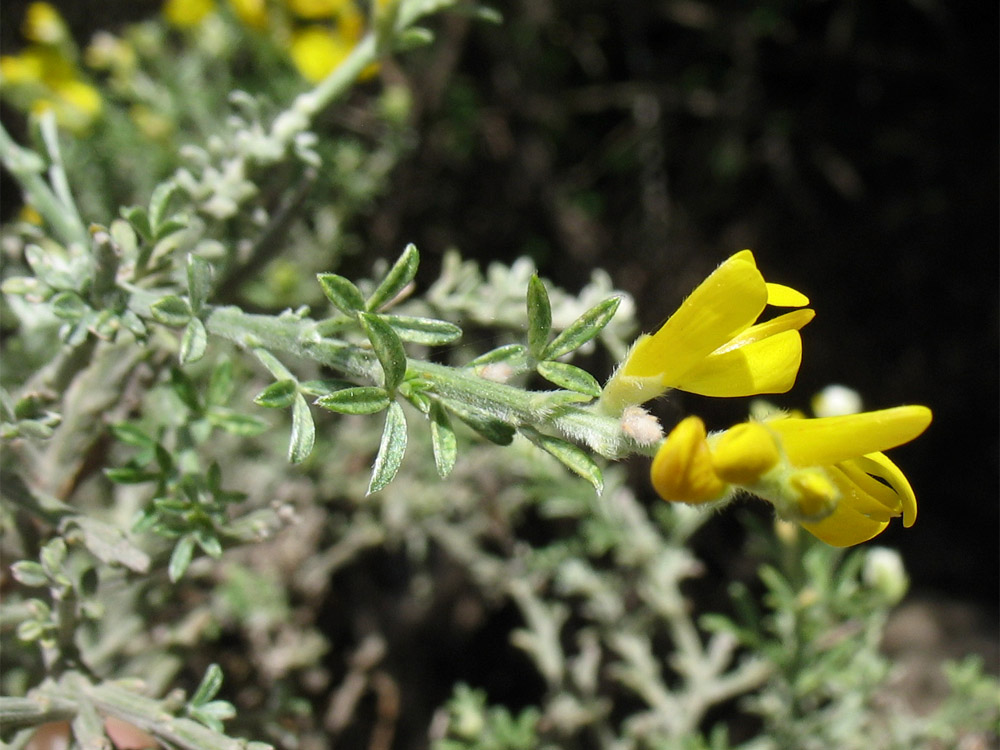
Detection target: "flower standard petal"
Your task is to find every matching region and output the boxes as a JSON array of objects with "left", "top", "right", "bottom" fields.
[
  {"left": 766, "top": 405, "right": 932, "bottom": 467},
  {"left": 625, "top": 255, "right": 767, "bottom": 382}
]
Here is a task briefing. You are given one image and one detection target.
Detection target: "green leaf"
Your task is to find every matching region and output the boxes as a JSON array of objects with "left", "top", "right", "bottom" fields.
[
  {"left": 288, "top": 393, "right": 315, "bottom": 464},
  {"left": 382, "top": 314, "right": 462, "bottom": 345},
  {"left": 168, "top": 535, "right": 196, "bottom": 582},
  {"left": 526, "top": 274, "right": 552, "bottom": 359},
  {"left": 154, "top": 216, "right": 190, "bottom": 241},
  {"left": 50, "top": 291, "right": 88, "bottom": 321},
  {"left": 150, "top": 295, "right": 192, "bottom": 327},
  {"left": 10, "top": 561, "right": 48, "bottom": 588},
  {"left": 186, "top": 254, "right": 213, "bottom": 312},
  {"left": 179, "top": 318, "right": 207, "bottom": 365},
  {"left": 191, "top": 664, "right": 224, "bottom": 706},
  {"left": 317, "top": 273, "right": 365, "bottom": 314},
  {"left": 148, "top": 180, "right": 179, "bottom": 231},
  {"left": 444, "top": 400, "right": 516, "bottom": 445},
  {"left": 366, "top": 243, "right": 420, "bottom": 312},
  {"left": 170, "top": 368, "right": 201, "bottom": 412},
  {"left": 208, "top": 359, "right": 234, "bottom": 406},
  {"left": 465, "top": 344, "right": 527, "bottom": 367},
  {"left": 253, "top": 348, "right": 295, "bottom": 381},
  {"left": 394, "top": 26, "right": 435, "bottom": 51},
  {"left": 536, "top": 361, "right": 601, "bottom": 398},
  {"left": 195, "top": 528, "right": 223, "bottom": 558},
  {"left": 40, "top": 539, "right": 67, "bottom": 578},
  {"left": 359, "top": 312, "right": 407, "bottom": 391},
  {"left": 429, "top": 402, "right": 457, "bottom": 478},
  {"left": 316, "top": 386, "right": 391, "bottom": 415},
  {"left": 542, "top": 296, "right": 622, "bottom": 360},
  {"left": 298, "top": 378, "right": 357, "bottom": 397},
  {"left": 206, "top": 407, "right": 269, "bottom": 436},
  {"left": 521, "top": 427, "right": 604, "bottom": 493},
  {"left": 121, "top": 205, "right": 152, "bottom": 240},
  {"left": 63, "top": 517, "right": 151, "bottom": 573},
  {"left": 368, "top": 401, "right": 407, "bottom": 494},
  {"left": 104, "top": 466, "right": 161, "bottom": 484},
  {"left": 253, "top": 379, "right": 298, "bottom": 409}
]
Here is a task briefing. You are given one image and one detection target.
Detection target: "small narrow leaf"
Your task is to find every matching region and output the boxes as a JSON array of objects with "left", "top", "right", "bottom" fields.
[
  {"left": 526, "top": 274, "right": 552, "bottom": 359},
  {"left": 536, "top": 361, "right": 601, "bottom": 398},
  {"left": 186, "top": 254, "right": 213, "bottom": 312},
  {"left": 253, "top": 348, "right": 295, "bottom": 381},
  {"left": 368, "top": 401, "right": 407, "bottom": 494},
  {"left": 382, "top": 315, "right": 462, "bottom": 345},
  {"left": 288, "top": 393, "right": 315, "bottom": 463},
  {"left": 150, "top": 295, "right": 192, "bottom": 327},
  {"left": 191, "top": 664, "right": 224, "bottom": 707},
  {"left": 10, "top": 561, "right": 48, "bottom": 587},
  {"left": 170, "top": 368, "right": 202, "bottom": 412},
  {"left": 298, "top": 378, "right": 357, "bottom": 397},
  {"left": 465, "top": 344, "right": 527, "bottom": 368},
  {"left": 359, "top": 312, "right": 407, "bottom": 391},
  {"left": 253, "top": 379, "right": 298, "bottom": 408},
  {"left": 121, "top": 205, "right": 152, "bottom": 240},
  {"left": 366, "top": 243, "right": 419, "bottom": 312},
  {"left": 179, "top": 318, "right": 208, "bottom": 365},
  {"left": 50, "top": 291, "right": 89, "bottom": 321},
  {"left": 429, "top": 402, "right": 457, "bottom": 478},
  {"left": 206, "top": 407, "right": 269, "bottom": 436},
  {"left": 316, "top": 386, "right": 391, "bottom": 415},
  {"left": 317, "top": 273, "right": 365, "bottom": 314},
  {"left": 148, "top": 180, "right": 179, "bottom": 230},
  {"left": 104, "top": 466, "right": 161, "bottom": 484},
  {"left": 542, "top": 296, "right": 622, "bottom": 360},
  {"left": 168, "top": 535, "right": 196, "bottom": 582},
  {"left": 521, "top": 427, "right": 604, "bottom": 493}
]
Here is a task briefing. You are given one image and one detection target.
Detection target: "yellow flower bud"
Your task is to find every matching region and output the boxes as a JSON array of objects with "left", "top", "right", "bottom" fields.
[
  {"left": 650, "top": 416, "right": 728, "bottom": 504},
  {"left": 709, "top": 422, "right": 780, "bottom": 484}
]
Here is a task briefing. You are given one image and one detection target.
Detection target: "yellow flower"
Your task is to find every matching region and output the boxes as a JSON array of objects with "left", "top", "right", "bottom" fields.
[
  {"left": 650, "top": 405, "right": 932, "bottom": 546},
  {"left": 285, "top": 0, "right": 351, "bottom": 19},
  {"left": 163, "top": 0, "right": 217, "bottom": 28},
  {"left": 229, "top": 0, "right": 270, "bottom": 30},
  {"left": 1, "top": 46, "right": 102, "bottom": 133},
  {"left": 600, "top": 250, "right": 813, "bottom": 414},
  {"left": 22, "top": 3, "right": 68, "bottom": 45},
  {"left": 288, "top": 6, "right": 371, "bottom": 83}
]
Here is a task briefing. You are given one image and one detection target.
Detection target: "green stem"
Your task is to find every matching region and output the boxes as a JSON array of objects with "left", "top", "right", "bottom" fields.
[{"left": 0, "top": 120, "right": 90, "bottom": 249}]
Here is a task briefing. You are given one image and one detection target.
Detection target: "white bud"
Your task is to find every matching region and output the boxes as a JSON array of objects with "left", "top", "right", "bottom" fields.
[
  {"left": 812, "top": 384, "right": 863, "bottom": 417},
  {"left": 863, "top": 546, "right": 909, "bottom": 604}
]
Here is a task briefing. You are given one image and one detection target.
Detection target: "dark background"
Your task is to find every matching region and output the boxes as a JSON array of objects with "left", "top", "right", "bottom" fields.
[{"left": 3, "top": 0, "right": 996, "bottom": 609}]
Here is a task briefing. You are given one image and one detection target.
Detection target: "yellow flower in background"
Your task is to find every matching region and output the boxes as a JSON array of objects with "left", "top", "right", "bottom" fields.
[
  {"left": 1, "top": 11, "right": 102, "bottom": 134},
  {"left": 650, "top": 405, "right": 932, "bottom": 546},
  {"left": 22, "top": 2, "right": 68, "bottom": 45},
  {"left": 600, "top": 250, "right": 813, "bottom": 414},
  {"left": 229, "top": 0, "right": 270, "bottom": 30},
  {"left": 163, "top": 0, "right": 217, "bottom": 28},
  {"left": 285, "top": 0, "right": 351, "bottom": 19},
  {"left": 288, "top": 5, "right": 370, "bottom": 83}
]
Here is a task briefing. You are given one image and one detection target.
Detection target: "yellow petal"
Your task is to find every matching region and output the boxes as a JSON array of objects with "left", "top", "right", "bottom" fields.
[
  {"left": 852, "top": 452, "right": 917, "bottom": 527},
  {"left": 828, "top": 463, "right": 901, "bottom": 521},
  {"left": 672, "top": 329, "right": 803, "bottom": 397},
  {"left": 710, "top": 422, "right": 780, "bottom": 484},
  {"left": 289, "top": 26, "right": 352, "bottom": 82},
  {"left": 766, "top": 282, "right": 809, "bottom": 307},
  {"left": 626, "top": 254, "right": 767, "bottom": 382},
  {"left": 651, "top": 416, "right": 728, "bottom": 504},
  {"left": 767, "top": 405, "right": 932, "bottom": 467},
  {"left": 799, "top": 502, "right": 889, "bottom": 547},
  {"left": 717, "top": 308, "right": 814, "bottom": 352},
  {"left": 163, "top": 0, "right": 216, "bottom": 27}
]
